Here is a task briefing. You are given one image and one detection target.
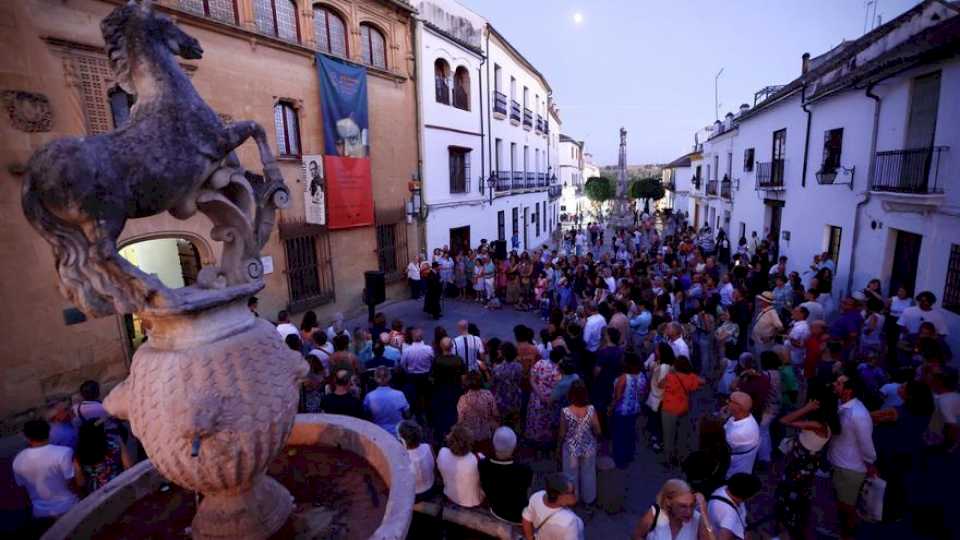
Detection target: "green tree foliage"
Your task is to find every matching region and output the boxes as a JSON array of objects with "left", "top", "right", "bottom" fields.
[
  {"left": 628, "top": 177, "right": 665, "bottom": 213},
  {"left": 584, "top": 176, "right": 616, "bottom": 203}
]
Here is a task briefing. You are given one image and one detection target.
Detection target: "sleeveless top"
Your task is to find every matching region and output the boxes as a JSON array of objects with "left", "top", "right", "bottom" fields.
[
  {"left": 798, "top": 427, "right": 831, "bottom": 453},
  {"left": 561, "top": 406, "right": 597, "bottom": 458},
  {"left": 615, "top": 373, "right": 647, "bottom": 416},
  {"left": 646, "top": 506, "right": 701, "bottom": 540}
]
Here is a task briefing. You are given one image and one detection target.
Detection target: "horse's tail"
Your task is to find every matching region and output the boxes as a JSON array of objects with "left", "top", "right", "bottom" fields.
[{"left": 21, "top": 173, "right": 114, "bottom": 317}]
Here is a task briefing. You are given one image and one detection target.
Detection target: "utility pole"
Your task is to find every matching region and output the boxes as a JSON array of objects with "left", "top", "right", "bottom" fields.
[{"left": 714, "top": 68, "right": 724, "bottom": 122}]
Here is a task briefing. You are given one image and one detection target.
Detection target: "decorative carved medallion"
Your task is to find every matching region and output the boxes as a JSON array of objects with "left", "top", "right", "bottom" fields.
[{"left": 1, "top": 91, "right": 53, "bottom": 132}]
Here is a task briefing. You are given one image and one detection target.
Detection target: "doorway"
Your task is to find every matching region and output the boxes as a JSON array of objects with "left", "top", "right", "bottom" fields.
[
  {"left": 523, "top": 207, "right": 529, "bottom": 250},
  {"left": 449, "top": 226, "right": 470, "bottom": 256},
  {"left": 765, "top": 199, "right": 784, "bottom": 258},
  {"left": 889, "top": 230, "right": 923, "bottom": 296},
  {"left": 693, "top": 204, "right": 700, "bottom": 229}
]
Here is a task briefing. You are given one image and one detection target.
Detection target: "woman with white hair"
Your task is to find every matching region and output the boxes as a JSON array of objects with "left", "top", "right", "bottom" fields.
[{"left": 632, "top": 478, "right": 714, "bottom": 539}]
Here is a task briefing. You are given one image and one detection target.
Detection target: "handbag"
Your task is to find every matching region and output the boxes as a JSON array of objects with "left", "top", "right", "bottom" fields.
[{"left": 857, "top": 476, "right": 886, "bottom": 523}]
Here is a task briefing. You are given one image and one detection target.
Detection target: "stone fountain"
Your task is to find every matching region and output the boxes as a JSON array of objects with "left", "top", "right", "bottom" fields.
[{"left": 20, "top": 2, "right": 412, "bottom": 539}]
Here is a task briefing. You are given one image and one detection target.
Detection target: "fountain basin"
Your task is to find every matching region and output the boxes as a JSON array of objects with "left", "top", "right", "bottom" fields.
[{"left": 42, "top": 414, "right": 414, "bottom": 540}]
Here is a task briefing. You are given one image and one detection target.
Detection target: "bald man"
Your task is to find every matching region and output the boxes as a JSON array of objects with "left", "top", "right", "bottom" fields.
[{"left": 724, "top": 391, "right": 760, "bottom": 479}]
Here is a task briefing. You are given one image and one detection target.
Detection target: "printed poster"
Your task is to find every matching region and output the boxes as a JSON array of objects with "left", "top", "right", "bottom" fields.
[{"left": 301, "top": 155, "right": 326, "bottom": 225}]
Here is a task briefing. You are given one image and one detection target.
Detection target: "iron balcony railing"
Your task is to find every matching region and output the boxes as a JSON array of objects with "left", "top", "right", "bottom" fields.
[
  {"left": 496, "top": 170, "right": 511, "bottom": 191},
  {"left": 870, "top": 146, "right": 948, "bottom": 194},
  {"left": 510, "top": 100, "right": 521, "bottom": 122},
  {"left": 526, "top": 171, "right": 536, "bottom": 187},
  {"left": 494, "top": 91, "right": 507, "bottom": 115},
  {"left": 756, "top": 160, "right": 785, "bottom": 189},
  {"left": 721, "top": 178, "right": 732, "bottom": 199},
  {"left": 537, "top": 172, "right": 547, "bottom": 187},
  {"left": 535, "top": 114, "right": 544, "bottom": 132},
  {"left": 549, "top": 185, "right": 562, "bottom": 199},
  {"left": 706, "top": 180, "right": 718, "bottom": 196},
  {"left": 512, "top": 171, "right": 525, "bottom": 190},
  {"left": 522, "top": 108, "right": 533, "bottom": 129}
]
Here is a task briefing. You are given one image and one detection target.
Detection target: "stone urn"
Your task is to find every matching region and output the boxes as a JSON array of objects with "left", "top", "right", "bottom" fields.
[{"left": 104, "top": 294, "right": 308, "bottom": 539}]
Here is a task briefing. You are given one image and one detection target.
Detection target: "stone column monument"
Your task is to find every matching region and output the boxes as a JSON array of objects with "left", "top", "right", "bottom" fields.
[
  {"left": 20, "top": 2, "right": 307, "bottom": 538},
  {"left": 609, "top": 127, "right": 635, "bottom": 228}
]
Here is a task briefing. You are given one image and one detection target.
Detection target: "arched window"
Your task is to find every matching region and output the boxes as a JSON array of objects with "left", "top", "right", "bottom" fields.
[
  {"left": 359, "top": 23, "right": 387, "bottom": 69},
  {"left": 434, "top": 59, "right": 450, "bottom": 105},
  {"left": 453, "top": 66, "right": 470, "bottom": 111},
  {"left": 314, "top": 5, "right": 348, "bottom": 57},
  {"left": 178, "top": 0, "right": 237, "bottom": 24},
  {"left": 253, "top": 0, "right": 299, "bottom": 42}
]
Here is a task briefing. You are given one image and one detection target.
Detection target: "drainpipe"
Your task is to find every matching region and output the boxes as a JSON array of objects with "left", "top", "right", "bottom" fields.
[
  {"left": 412, "top": 17, "right": 427, "bottom": 256},
  {"left": 800, "top": 83, "right": 812, "bottom": 188},
  {"left": 478, "top": 50, "right": 486, "bottom": 201},
  {"left": 847, "top": 82, "right": 880, "bottom": 296},
  {"left": 485, "top": 28, "right": 493, "bottom": 201}
]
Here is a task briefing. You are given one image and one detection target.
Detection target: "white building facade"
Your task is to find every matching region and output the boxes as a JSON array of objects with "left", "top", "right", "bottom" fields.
[
  {"left": 672, "top": 0, "right": 960, "bottom": 353},
  {"left": 415, "top": 0, "right": 559, "bottom": 255}
]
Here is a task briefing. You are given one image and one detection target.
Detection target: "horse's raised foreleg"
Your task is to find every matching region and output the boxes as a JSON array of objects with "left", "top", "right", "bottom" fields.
[{"left": 215, "top": 121, "right": 283, "bottom": 185}]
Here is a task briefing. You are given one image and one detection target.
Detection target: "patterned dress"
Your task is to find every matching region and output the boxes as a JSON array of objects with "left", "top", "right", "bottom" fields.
[
  {"left": 457, "top": 389, "right": 500, "bottom": 443},
  {"left": 525, "top": 359, "right": 560, "bottom": 443},
  {"left": 561, "top": 405, "right": 597, "bottom": 458},
  {"left": 82, "top": 437, "right": 124, "bottom": 493},
  {"left": 774, "top": 429, "right": 829, "bottom": 532},
  {"left": 491, "top": 361, "right": 524, "bottom": 420}
]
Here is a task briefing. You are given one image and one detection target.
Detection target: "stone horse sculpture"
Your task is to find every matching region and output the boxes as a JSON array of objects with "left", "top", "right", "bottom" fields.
[
  {"left": 22, "top": 0, "right": 288, "bottom": 318},
  {"left": 22, "top": 3, "right": 308, "bottom": 539}
]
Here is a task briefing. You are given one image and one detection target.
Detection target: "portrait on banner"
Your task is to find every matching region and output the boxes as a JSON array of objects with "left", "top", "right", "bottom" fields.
[{"left": 301, "top": 154, "right": 326, "bottom": 225}]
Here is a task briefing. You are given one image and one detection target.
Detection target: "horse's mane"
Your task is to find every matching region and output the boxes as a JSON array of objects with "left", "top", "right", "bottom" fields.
[{"left": 100, "top": 4, "right": 137, "bottom": 95}]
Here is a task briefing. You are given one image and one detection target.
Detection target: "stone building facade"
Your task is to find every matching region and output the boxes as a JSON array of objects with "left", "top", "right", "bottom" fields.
[{"left": 0, "top": 0, "right": 419, "bottom": 430}]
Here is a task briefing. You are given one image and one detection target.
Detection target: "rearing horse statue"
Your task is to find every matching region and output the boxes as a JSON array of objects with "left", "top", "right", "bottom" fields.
[{"left": 21, "top": 0, "right": 289, "bottom": 318}]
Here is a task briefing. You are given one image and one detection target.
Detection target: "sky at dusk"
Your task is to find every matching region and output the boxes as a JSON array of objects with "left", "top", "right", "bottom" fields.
[{"left": 461, "top": 0, "right": 921, "bottom": 166}]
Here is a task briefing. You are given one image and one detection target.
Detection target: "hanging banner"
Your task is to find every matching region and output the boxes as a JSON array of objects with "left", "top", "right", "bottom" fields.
[
  {"left": 301, "top": 154, "right": 326, "bottom": 225},
  {"left": 316, "top": 53, "right": 373, "bottom": 229}
]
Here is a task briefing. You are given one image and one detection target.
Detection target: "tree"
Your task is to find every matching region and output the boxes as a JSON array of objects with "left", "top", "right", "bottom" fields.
[
  {"left": 628, "top": 176, "right": 665, "bottom": 214},
  {"left": 584, "top": 176, "right": 616, "bottom": 221}
]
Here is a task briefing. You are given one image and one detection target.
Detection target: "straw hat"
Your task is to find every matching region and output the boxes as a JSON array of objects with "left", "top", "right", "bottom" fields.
[{"left": 757, "top": 291, "right": 774, "bottom": 303}]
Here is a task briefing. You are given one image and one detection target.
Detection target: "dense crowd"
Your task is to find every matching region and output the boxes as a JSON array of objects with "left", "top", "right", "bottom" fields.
[{"left": 11, "top": 212, "right": 958, "bottom": 540}]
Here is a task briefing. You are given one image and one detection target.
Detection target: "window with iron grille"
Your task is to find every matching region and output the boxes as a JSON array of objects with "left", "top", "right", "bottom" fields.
[
  {"left": 274, "top": 101, "right": 301, "bottom": 157},
  {"left": 376, "top": 222, "right": 409, "bottom": 281},
  {"left": 822, "top": 128, "right": 843, "bottom": 172},
  {"left": 512, "top": 207, "right": 519, "bottom": 238},
  {"left": 314, "top": 6, "right": 348, "bottom": 56},
  {"left": 743, "top": 148, "right": 755, "bottom": 171},
  {"left": 449, "top": 147, "right": 470, "bottom": 194},
  {"left": 944, "top": 244, "right": 960, "bottom": 315},
  {"left": 360, "top": 23, "right": 386, "bottom": 69},
  {"left": 178, "top": 0, "right": 238, "bottom": 24},
  {"left": 254, "top": 0, "right": 299, "bottom": 42},
  {"left": 280, "top": 220, "right": 335, "bottom": 312},
  {"left": 826, "top": 225, "right": 842, "bottom": 267}
]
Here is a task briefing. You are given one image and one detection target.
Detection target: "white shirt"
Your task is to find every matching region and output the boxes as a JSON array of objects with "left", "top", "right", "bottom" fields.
[
  {"left": 929, "top": 391, "right": 960, "bottom": 446},
  {"left": 12, "top": 444, "right": 79, "bottom": 518},
  {"left": 406, "top": 261, "right": 421, "bottom": 280},
  {"left": 583, "top": 314, "right": 607, "bottom": 352},
  {"left": 521, "top": 490, "right": 584, "bottom": 540},
  {"left": 724, "top": 415, "right": 760, "bottom": 478},
  {"left": 787, "top": 320, "right": 810, "bottom": 366},
  {"left": 276, "top": 322, "right": 299, "bottom": 340},
  {"left": 719, "top": 283, "right": 735, "bottom": 307},
  {"left": 437, "top": 448, "right": 484, "bottom": 507},
  {"left": 889, "top": 296, "right": 913, "bottom": 318},
  {"left": 401, "top": 341, "right": 435, "bottom": 374},
  {"left": 604, "top": 276, "right": 617, "bottom": 293},
  {"left": 800, "top": 301, "right": 824, "bottom": 323},
  {"left": 407, "top": 443, "right": 435, "bottom": 495},
  {"left": 453, "top": 334, "right": 485, "bottom": 372},
  {"left": 898, "top": 306, "right": 949, "bottom": 336},
  {"left": 670, "top": 336, "right": 690, "bottom": 360},
  {"left": 707, "top": 486, "right": 747, "bottom": 540},
  {"left": 879, "top": 383, "right": 903, "bottom": 409},
  {"left": 647, "top": 507, "right": 701, "bottom": 540},
  {"left": 828, "top": 398, "right": 876, "bottom": 472}
]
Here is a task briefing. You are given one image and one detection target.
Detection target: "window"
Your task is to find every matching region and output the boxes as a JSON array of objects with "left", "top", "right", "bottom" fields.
[
  {"left": 727, "top": 152, "right": 733, "bottom": 178},
  {"left": 771, "top": 128, "right": 787, "bottom": 185},
  {"left": 497, "top": 210, "right": 505, "bottom": 241},
  {"left": 523, "top": 86, "right": 529, "bottom": 108},
  {"left": 510, "top": 143, "right": 517, "bottom": 173},
  {"left": 510, "top": 76, "right": 516, "bottom": 101},
  {"left": 495, "top": 138, "right": 503, "bottom": 171},
  {"left": 376, "top": 222, "right": 408, "bottom": 279},
  {"left": 523, "top": 146, "right": 529, "bottom": 176},
  {"left": 434, "top": 59, "right": 450, "bottom": 105},
  {"left": 108, "top": 87, "right": 134, "bottom": 129},
  {"left": 512, "top": 207, "right": 519, "bottom": 238},
  {"left": 821, "top": 128, "right": 843, "bottom": 172},
  {"left": 280, "top": 221, "right": 335, "bottom": 312},
  {"left": 274, "top": 101, "right": 300, "bottom": 157},
  {"left": 494, "top": 64, "right": 502, "bottom": 92},
  {"left": 945, "top": 244, "right": 960, "bottom": 314},
  {"left": 743, "top": 148, "right": 755, "bottom": 171},
  {"left": 453, "top": 66, "right": 470, "bottom": 110},
  {"left": 254, "top": 0, "right": 299, "bottom": 42},
  {"left": 359, "top": 23, "right": 386, "bottom": 69},
  {"left": 826, "top": 225, "right": 842, "bottom": 267},
  {"left": 713, "top": 155, "right": 719, "bottom": 180},
  {"left": 449, "top": 147, "right": 470, "bottom": 194},
  {"left": 313, "top": 5, "right": 347, "bottom": 56},
  {"left": 178, "top": 0, "right": 237, "bottom": 24},
  {"left": 739, "top": 222, "right": 746, "bottom": 240}
]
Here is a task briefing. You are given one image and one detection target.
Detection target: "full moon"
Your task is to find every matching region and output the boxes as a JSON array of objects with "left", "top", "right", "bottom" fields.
[{"left": 573, "top": 12, "right": 583, "bottom": 24}]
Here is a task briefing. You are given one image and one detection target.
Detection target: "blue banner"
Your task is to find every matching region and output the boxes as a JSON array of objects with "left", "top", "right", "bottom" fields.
[{"left": 316, "top": 54, "right": 369, "bottom": 158}]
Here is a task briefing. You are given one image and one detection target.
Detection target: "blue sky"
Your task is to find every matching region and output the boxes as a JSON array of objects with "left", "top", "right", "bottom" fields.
[{"left": 461, "top": 0, "right": 920, "bottom": 165}]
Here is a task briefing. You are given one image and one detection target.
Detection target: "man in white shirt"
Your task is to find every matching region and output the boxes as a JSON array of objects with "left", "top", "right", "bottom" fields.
[
  {"left": 723, "top": 392, "right": 760, "bottom": 479},
  {"left": 453, "top": 319, "right": 486, "bottom": 372},
  {"left": 582, "top": 302, "right": 607, "bottom": 353},
  {"left": 719, "top": 274, "right": 735, "bottom": 307},
  {"left": 12, "top": 420, "right": 79, "bottom": 528},
  {"left": 707, "top": 473, "right": 761, "bottom": 540},
  {"left": 799, "top": 290, "right": 825, "bottom": 323},
  {"left": 828, "top": 374, "right": 877, "bottom": 540},
  {"left": 787, "top": 306, "right": 811, "bottom": 367},
  {"left": 603, "top": 268, "right": 617, "bottom": 294},
  {"left": 521, "top": 472, "right": 584, "bottom": 540},
  {"left": 665, "top": 322, "right": 690, "bottom": 359},
  {"left": 898, "top": 290, "right": 949, "bottom": 337},
  {"left": 275, "top": 310, "right": 299, "bottom": 340},
  {"left": 406, "top": 256, "right": 422, "bottom": 299}
]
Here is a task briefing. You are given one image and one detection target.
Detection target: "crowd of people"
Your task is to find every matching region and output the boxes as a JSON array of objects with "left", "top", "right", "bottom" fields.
[{"left": 11, "top": 211, "right": 959, "bottom": 539}]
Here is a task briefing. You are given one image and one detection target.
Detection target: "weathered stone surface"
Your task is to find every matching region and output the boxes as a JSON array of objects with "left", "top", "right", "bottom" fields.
[{"left": 0, "top": 90, "right": 53, "bottom": 132}]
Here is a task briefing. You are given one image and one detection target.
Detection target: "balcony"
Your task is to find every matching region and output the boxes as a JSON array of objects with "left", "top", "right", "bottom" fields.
[
  {"left": 522, "top": 108, "right": 533, "bottom": 130},
  {"left": 495, "top": 171, "right": 511, "bottom": 192},
  {"left": 526, "top": 171, "right": 536, "bottom": 188},
  {"left": 706, "top": 179, "right": 718, "bottom": 197},
  {"left": 691, "top": 176, "right": 701, "bottom": 191},
  {"left": 870, "top": 146, "right": 948, "bottom": 212},
  {"left": 721, "top": 177, "right": 732, "bottom": 199},
  {"left": 510, "top": 100, "right": 521, "bottom": 123},
  {"left": 493, "top": 91, "right": 507, "bottom": 116},
  {"left": 756, "top": 160, "right": 785, "bottom": 190},
  {"left": 535, "top": 114, "right": 545, "bottom": 133},
  {"left": 537, "top": 172, "right": 547, "bottom": 187},
  {"left": 548, "top": 184, "right": 562, "bottom": 199},
  {"left": 512, "top": 171, "right": 525, "bottom": 190}
]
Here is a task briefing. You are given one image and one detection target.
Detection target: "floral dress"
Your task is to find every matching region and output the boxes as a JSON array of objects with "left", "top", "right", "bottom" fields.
[
  {"left": 492, "top": 361, "right": 524, "bottom": 420},
  {"left": 775, "top": 429, "right": 830, "bottom": 532},
  {"left": 524, "top": 359, "right": 560, "bottom": 443},
  {"left": 561, "top": 405, "right": 597, "bottom": 458},
  {"left": 457, "top": 389, "right": 500, "bottom": 443},
  {"left": 82, "top": 437, "right": 124, "bottom": 493}
]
